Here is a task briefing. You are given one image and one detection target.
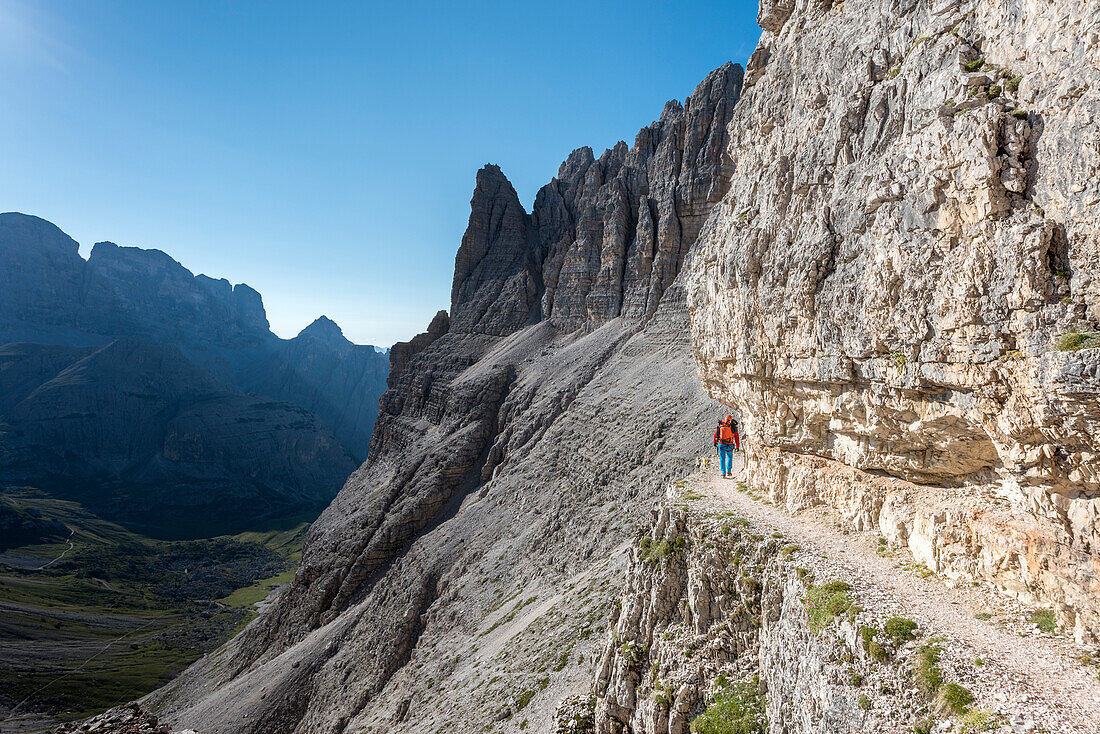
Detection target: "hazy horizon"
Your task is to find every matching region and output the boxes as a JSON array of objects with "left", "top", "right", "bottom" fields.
[{"left": 0, "top": 0, "right": 762, "bottom": 346}]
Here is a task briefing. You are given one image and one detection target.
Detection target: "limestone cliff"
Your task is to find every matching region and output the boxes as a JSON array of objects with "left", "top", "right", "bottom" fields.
[
  {"left": 146, "top": 63, "right": 742, "bottom": 734},
  {"left": 687, "top": 0, "right": 1100, "bottom": 642}
]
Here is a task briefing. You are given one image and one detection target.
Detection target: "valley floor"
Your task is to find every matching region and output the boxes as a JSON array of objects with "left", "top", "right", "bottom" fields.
[
  {"left": 689, "top": 456, "right": 1100, "bottom": 732},
  {"left": 0, "top": 491, "right": 310, "bottom": 733}
]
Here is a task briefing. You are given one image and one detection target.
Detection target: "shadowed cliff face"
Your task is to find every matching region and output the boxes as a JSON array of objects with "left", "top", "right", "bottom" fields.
[
  {"left": 449, "top": 63, "right": 745, "bottom": 336},
  {"left": 0, "top": 213, "right": 388, "bottom": 534},
  {"left": 149, "top": 62, "right": 741, "bottom": 734},
  {"left": 0, "top": 213, "right": 389, "bottom": 459},
  {"left": 0, "top": 339, "right": 357, "bottom": 537},
  {"left": 687, "top": 0, "right": 1100, "bottom": 640}
]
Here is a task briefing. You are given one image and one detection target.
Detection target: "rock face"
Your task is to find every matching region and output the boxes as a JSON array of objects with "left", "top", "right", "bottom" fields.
[
  {"left": 244, "top": 316, "right": 389, "bottom": 459},
  {"left": 0, "top": 339, "right": 356, "bottom": 537},
  {"left": 147, "top": 64, "right": 740, "bottom": 734},
  {"left": 0, "top": 212, "right": 389, "bottom": 458},
  {"left": 450, "top": 63, "right": 744, "bottom": 335},
  {"left": 593, "top": 491, "right": 923, "bottom": 734},
  {"left": 687, "top": 0, "right": 1100, "bottom": 640}
]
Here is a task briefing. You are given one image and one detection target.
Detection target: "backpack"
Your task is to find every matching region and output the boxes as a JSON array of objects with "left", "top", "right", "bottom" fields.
[{"left": 717, "top": 419, "right": 738, "bottom": 443}]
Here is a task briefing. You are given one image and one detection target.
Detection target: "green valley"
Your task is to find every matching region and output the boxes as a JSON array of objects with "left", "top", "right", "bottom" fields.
[{"left": 0, "top": 489, "right": 311, "bottom": 732}]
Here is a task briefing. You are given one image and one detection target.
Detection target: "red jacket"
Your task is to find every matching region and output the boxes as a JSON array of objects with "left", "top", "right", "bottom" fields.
[{"left": 714, "top": 420, "right": 740, "bottom": 449}]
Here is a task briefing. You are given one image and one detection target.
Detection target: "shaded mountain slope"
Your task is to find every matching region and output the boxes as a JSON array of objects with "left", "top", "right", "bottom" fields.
[
  {"left": 0, "top": 339, "right": 356, "bottom": 537},
  {"left": 0, "top": 213, "right": 388, "bottom": 459}
]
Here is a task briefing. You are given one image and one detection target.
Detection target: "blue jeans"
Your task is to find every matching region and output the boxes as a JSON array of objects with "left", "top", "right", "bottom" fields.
[{"left": 718, "top": 444, "right": 736, "bottom": 474}]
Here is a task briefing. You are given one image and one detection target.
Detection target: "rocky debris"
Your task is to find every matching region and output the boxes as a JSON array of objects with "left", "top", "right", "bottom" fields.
[
  {"left": 52, "top": 703, "right": 170, "bottom": 733},
  {"left": 553, "top": 694, "right": 596, "bottom": 733},
  {"left": 687, "top": 0, "right": 1100, "bottom": 638},
  {"left": 144, "top": 64, "right": 738, "bottom": 734}
]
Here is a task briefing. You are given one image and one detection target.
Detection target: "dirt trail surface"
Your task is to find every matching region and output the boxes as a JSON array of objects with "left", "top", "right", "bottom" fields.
[
  {"left": 695, "top": 456, "right": 1100, "bottom": 733},
  {"left": 36, "top": 526, "right": 75, "bottom": 570}
]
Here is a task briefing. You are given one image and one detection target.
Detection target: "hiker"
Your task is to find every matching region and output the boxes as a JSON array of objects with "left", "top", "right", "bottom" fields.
[{"left": 713, "top": 414, "right": 741, "bottom": 478}]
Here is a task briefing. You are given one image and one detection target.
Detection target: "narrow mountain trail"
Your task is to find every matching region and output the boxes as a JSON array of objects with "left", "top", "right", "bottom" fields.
[
  {"left": 690, "top": 456, "right": 1100, "bottom": 733},
  {"left": 36, "top": 526, "right": 75, "bottom": 570}
]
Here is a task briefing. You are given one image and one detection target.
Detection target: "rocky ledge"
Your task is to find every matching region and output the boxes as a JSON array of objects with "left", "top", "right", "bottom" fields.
[{"left": 590, "top": 465, "right": 1100, "bottom": 733}]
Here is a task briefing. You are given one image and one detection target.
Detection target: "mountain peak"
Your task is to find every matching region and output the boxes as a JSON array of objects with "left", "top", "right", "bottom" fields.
[{"left": 298, "top": 315, "right": 349, "bottom": 346}]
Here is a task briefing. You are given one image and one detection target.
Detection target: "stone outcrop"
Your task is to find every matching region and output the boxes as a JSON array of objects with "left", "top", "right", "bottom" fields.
[
  {"left": 687, "top": 0, "right": 1100, "bottom": 639},
  {"left": 146, "top": 63, "right": 740, "bottom": 734},
  {"left": 593, "top": 491, "right": 923, "bottom": 734},
  {"left": 0, "top": 339, "right": 356, "bottom": 537},
  {"left": 536, "top": 63, "right": 743, "bottom": 329},
  {"left": 386, "top": 309, "right": 449, "bottom": 389}
]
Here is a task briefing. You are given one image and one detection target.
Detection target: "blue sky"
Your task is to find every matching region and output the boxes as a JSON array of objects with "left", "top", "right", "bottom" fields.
[{"left": 0, "top": 0, "right": 761, "bottom": 347}]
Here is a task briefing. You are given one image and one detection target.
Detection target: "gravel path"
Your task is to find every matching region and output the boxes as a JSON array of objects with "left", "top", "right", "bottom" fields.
[{"left": 693, "top": 457, "right": 1100, "bottom": 733}]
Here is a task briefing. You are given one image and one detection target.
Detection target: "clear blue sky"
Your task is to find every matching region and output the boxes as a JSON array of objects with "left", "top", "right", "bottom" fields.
[{"left": 0, "top": 0, "right": 761, "bottom": 347}]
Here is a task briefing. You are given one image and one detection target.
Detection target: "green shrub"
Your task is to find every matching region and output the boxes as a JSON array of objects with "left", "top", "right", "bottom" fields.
[
  {"left": 1005, "top": 75, "right": 1022, "bottom": 92},
  {"left": 914, "top": 718, "right": 934, "bottom": 734},
  {"left": 1030, "top": 608, "right": 1057, "bottom": 633},
  {"left": 639, "top": 535, "right": 687, "bottom": 565},
  {"left": 619, "top": 641, "right": 647, "bottom": 668},
  {"left": 884, "top": 617, "right": 918, "bottom": 642},
  {"left": 915, "top": 641, "right": 944, "bottom": 695},
  {"left": 653, "top": 680, "right": 674, "bottom": 707},
  {"left": 963, "top": 58, "right": 984, "bottom": 71},
  {"left": 960, "top": 709, "right": 997, "bottom": 731},
  {"left": 860, "top": 625, "right": 889, "bottom": 662},
  {"left": 1054, "top": 332, "right": 1100, "bottom": 352},
  {"left": 690, "top": 678, "right": 767, "bottom": 734},
  {"left": 515, "top": 688, "right": 538, "bottom": 712},
  {"left": 1011, "top": 108, "right": 1029, "bottom": 120},
  {"left": 805, "top": 580, "right": 852, "bottom": 633},
  {"left": 987, "top": 84, "right": 1001, "bottom": 98},
  {"left": 939, "top": 682, "right": 974, "bottom": 714}
]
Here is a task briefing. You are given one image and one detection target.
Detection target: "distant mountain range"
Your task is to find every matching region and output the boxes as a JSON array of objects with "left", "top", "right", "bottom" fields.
[{"left": 0, "top": 212, "right": 388, "bottom": 537}]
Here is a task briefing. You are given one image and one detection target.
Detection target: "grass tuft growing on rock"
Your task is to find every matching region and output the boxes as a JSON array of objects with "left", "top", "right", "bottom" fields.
[
  {"left": 639, "top": 535, "right": 687, "bottom": 565},
  {"left": 860, "top": 625, "right": 889, "bottom": 662},
  {"left": 1030, "top": 608, "right": 1057, "bottom": 633},
  {"left": 884, "top": 616, "right": 918, "bottom": 642},
  {"left": 960, "top": 709, "right": 998, "bottom": 731},
  {"left": 915, "top": 640, "right": 944, "bottom": 695},
  {"left": 805, "top": 580, "right": 852, "bottom": 633},
  {"left": 1054, "top": 331, "right": 1100, "bottom": 352},
  {"left": 939, "top": 682, "right": 974, "bottom": 715},
  {"left": 690, "top": 676, "right": 767, "bottom": 734}
]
